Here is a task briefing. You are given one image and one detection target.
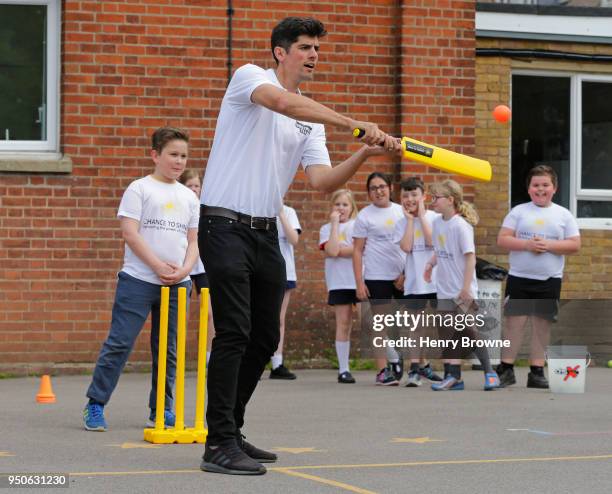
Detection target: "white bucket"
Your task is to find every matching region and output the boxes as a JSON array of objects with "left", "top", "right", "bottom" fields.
[{"left": 546, "top": 345, "right": 591, "bottom": 394}]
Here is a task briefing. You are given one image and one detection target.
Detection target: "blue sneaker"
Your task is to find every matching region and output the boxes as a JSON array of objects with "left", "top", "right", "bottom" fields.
[
  {"left": 83, "top": 402, "right": 107, "bottom": 431},
  {"left": 484, "top": 372, "right": 500, "bottom": 391},
  {"left": 431, "top": 375, "right": 464, "bottom": 391},
  {"left": 146, "top": 409, "right": 176, "bottom": 428},
  {"left": 419, "top": 364, "right": 443, "bottom": 382}
]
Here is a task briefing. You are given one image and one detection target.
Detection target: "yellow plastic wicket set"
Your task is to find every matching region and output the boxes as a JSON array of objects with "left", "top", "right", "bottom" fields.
[{"left": 143, "top": 286, "right": 209, "bottom": 444}]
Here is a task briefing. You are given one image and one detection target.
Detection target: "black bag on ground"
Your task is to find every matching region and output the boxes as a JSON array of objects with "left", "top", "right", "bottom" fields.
[{"left": 476, "top": 258, "right": 508, "bottom": 281}]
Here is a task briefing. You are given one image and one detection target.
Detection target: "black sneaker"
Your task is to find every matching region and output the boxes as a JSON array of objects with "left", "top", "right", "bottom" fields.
[
  {"left": 236, "top": 432, "right": 277, "bottom": 463},
  {"left": 200, "top": 439, "right": 266, "bottom": 475},
  {"left": 338, "top": 371, "right": 356, "bottom": 384},
  {"left": 269, "top": 364, "right": 296, "bottom": 380},
  {"left": 496, "top": 364, "right": 517, "bottom": 387},
  {"left": 527, "top": 372, "right": 549, "bottom": 389}
]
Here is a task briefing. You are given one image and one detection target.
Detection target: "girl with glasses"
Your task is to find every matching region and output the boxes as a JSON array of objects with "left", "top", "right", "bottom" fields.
[
  {"left": 353, "top": 172, "right": 406, "bottom": 386},
  {"left": 425, "top": 179, "right": 500, "bottom": 391}
]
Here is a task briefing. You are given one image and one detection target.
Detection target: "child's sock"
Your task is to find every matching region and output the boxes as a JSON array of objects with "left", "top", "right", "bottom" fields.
[
  {"left": 474, "top": 346, "right": 494, "bottom": 374},
  {"left": 335, "top": 340, "right": 350, "bottom": 374},
  {"left": 271, "top": 354, "right": 283, "bottom": 370},
  {"left": 449, "top": 364, "right": 461, "bottom": 380}
]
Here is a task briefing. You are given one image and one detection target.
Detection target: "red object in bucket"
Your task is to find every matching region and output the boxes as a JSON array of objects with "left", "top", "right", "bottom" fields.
[{"left": 563, "top": 365, "right": 580, "bottom": 381}]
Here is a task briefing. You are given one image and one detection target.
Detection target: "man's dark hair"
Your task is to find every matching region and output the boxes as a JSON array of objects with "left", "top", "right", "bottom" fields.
[
  {"left": 151, "top": 127, "right": 189, "bottom": 153},
  {"left": 400, "top": 177, "right": 425, "bottom": 193},
  {"left": 526, "top": 164, "right": 558, "bottom": 188},
  {"left": 271, "top": 17, "right": 327, "bottom": 64}
]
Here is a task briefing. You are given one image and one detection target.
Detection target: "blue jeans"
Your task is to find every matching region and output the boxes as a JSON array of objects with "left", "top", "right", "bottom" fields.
[{"left": 86, "top": 271, "right": 191, "bottom": 410}]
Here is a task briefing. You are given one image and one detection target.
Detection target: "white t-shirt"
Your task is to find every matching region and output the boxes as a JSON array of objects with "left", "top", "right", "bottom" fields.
[
  {"left": 502, "top": 201, "right": 580, "bottom": 280},
  {"left": 319, "top": 219, "right": 357, "bottom": 291},
  {"left": 393, "top": 210, "right": 440, "bottom": 295},
  {"left": 118, "top": 176, "right": 200, "bottom": 285},
  {"left": 277, "top": 205, "right": 301, "bottom": 282},
  {"left": 190, "top": 256, "right": 206, "bottom": 276},
  {"left": 432, "top": 214, "right": 478, "bottom": 300},
  {"left": 353, "top": 203, "right": 405, "bottom": 281},
  {"left": 201, "top": 63, "right": 331, "bottom": 218}
]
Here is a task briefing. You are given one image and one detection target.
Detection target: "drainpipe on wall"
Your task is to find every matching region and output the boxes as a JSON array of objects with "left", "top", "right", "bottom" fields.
[{"left": 227, "top": 0, "right": 234, "bottom": 84}]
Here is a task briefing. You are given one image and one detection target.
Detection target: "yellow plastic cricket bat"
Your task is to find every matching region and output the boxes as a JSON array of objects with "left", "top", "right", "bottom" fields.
[{"left": 353, "top": 129, "right": 492, "bottom": 182}]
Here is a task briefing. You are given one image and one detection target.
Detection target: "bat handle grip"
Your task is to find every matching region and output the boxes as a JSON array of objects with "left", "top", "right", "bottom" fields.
[{"left": 353, "top": 128, "right": 400, "bottom": 149}]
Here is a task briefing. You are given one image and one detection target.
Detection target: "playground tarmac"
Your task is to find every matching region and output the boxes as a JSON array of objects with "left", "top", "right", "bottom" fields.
[{"left": 1, "top": 368, "right": 612, "bottom": 493}]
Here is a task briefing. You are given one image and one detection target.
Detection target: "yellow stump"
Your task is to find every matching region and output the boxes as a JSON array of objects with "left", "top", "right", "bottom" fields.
[
  {"left": 144, "top": 285, "right": 208, "bottom": 444},
  {"left": 194, "top": 288, "right": 209, "bottom": 432}
]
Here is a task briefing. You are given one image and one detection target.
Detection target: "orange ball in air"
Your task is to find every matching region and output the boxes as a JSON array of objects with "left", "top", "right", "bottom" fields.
[{"left": 493, "top": 105, "right": 511, "bottom": 123}]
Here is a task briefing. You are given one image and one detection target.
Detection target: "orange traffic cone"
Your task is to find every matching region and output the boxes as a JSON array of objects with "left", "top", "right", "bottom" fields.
[{"left": 36, "top": 375, "right": 56, "bottom": 404}]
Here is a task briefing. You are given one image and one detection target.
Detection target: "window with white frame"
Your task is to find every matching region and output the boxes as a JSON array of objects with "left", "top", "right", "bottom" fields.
[
  {"left": 511, "top": 72, "right": 612, "bottom": 229},
  {"left": 0, "top": 0, "right": 59, "bottom": 152}
]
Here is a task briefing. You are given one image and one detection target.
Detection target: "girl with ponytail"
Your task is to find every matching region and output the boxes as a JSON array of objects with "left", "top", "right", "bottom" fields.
[{"left": 424, "top": 179, "right": 500, "bottom": 391}]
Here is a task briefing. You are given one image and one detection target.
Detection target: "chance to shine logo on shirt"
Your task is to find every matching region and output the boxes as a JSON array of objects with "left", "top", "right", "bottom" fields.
[{"left": 142, "top": 200, "right": 188, "bottom": 235}]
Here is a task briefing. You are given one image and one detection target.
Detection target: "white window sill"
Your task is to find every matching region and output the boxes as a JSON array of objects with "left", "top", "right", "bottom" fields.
[
  {"left": 0, "top": 153, "right": 72, "bottom": 173},
  {"left": 577, "top": 218, "right": 612, "bottom": 231}
]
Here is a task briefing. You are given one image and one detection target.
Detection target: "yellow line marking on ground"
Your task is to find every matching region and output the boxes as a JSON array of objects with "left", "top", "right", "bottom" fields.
[
  {"left": 0, "top": 452, "right": 15, "bottom": 457},
  {"left": 278, "top": 453, "right": 612, "bottom": 470},
  {"left": 391, "top": 437, "right": 444, "bottom": 444},
  {"left": 71, "top": 470, "right": 199, "bottom": 477},
  {"left": 275, "top": 468, "right": 377, "bottom": 494},
  {"left": 272, "top": 447, "right": 326, "bottom": 454},
  {"left": 68, "top": 453, "right": 612, "bottom": 478},
  {"left": 107, "top": 443, "right": 163, "bottom": 449}
]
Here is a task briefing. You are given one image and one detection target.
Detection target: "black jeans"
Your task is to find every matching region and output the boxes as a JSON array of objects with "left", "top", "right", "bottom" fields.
[{"left": 199, "top": 214, "right": 285, "bottom": 444}]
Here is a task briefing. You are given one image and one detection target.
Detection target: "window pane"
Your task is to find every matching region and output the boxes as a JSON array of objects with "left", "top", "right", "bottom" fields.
[
  {"left": 581, "top": 81, "right": 612, "bottom": 190},
  {"left": 511, "top": 75, "right": 570, "bottom": 208},
  {"left": 577, "top": 200, "right": 612, "bottom": 219},
  {"left": 0, "top": 5, "right": 46, "bottom": 141}
]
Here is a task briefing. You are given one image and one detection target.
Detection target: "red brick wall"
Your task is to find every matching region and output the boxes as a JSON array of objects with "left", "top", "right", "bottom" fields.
[{"left": 0, "top": 0, "right": 477, "bottom": 375}]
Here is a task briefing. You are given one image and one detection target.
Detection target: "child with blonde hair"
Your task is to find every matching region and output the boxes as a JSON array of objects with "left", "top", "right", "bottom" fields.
[
  {"left": 319, "top": 189, "right": 359, "bottom": 383},
  {"left": 425, "top": 179, "right": 499, "bottom": 391}
]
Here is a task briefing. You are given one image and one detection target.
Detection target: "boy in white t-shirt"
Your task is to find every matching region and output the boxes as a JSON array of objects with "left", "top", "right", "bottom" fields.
[
  {"left": 496, "top": 165, "right": 580, "bottom": 389},
  {"left": 269, "top": 205, "right": 301, "bottom": 380},
  {"left": 83, "top": 127, "right": 200, "bottom": 432},
  {"left": 393, "top": 177, "right": 442, "bottom": 387}
]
